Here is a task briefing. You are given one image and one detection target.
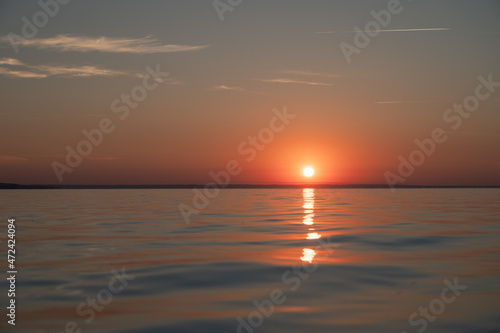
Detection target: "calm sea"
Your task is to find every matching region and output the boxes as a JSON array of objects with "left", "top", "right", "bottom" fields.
[{"left": 0, "top": 189, "right": 499, "bottom": 333}]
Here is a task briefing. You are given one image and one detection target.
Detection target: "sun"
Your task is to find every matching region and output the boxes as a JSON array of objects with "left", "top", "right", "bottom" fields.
[{"left": 303, "top": 167, "right": 314, "bottom": 178}]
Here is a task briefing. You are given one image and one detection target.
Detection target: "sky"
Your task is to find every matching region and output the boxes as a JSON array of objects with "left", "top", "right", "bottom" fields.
[{"left": 0, "top": 0, "right": 499, "bottom": 185}]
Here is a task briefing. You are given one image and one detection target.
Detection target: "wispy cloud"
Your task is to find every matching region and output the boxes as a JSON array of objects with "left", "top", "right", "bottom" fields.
[
  {"left": 316, "top": 28, "right": 451, "bottom": 34},
  {"left": 209, "top": 85, "right": 265, "bottom": 94},
  {"left": 0, "top": 35, "right": 209, "bottom": 54},
  {"left": 0, "top": 58, "right": 23, "bottom": 66},
  {"left": 0, "top": 57, "right": 129, "bottom": 78},
  {"left": 257, "top": 78, "right": 333, "bottom": 86},
  {"left": 39, "top": 65, "right": 127, "bottom": 77},
  {"left": 0, "top": 67, "right": 48, "bottom": 78},
  {"left": 0, "top": 155, "right": 28, "bottom": 163}
]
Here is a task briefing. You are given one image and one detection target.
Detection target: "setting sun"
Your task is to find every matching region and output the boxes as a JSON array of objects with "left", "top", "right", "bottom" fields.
[{"left": 303, "top": 167, "right": 314, "bottom": 177}]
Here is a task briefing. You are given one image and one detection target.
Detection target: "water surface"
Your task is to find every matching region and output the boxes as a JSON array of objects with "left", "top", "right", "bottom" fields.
[{"left": 0, "top": 189, "right": 499, "bottom": 333}]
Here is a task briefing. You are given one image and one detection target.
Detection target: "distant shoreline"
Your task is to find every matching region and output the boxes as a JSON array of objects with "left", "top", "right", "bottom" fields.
[{"left": 1, "top": 183, "right": 499, "bottom": 189}]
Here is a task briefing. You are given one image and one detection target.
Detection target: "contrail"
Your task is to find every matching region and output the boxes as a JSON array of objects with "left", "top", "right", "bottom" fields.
[
  {"left": 469, "top": 32, "right": 500, "bottom": 35},
  {"left": 316, "top": 28, "right": 451, "bottom": 34}
]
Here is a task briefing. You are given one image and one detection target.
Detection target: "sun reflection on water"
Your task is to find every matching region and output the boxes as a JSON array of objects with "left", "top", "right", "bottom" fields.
[
  {"left": 306, "top": 232, "right": 321, "bottom": 240},
  {"left": 300, "top": 248, "right": 316, "bottom": 263},
  {"left": 301, "top": 188, "right": 321, "bottom": 262}
]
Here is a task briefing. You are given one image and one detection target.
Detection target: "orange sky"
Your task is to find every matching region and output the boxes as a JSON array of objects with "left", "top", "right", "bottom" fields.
[{"left": 0, "top": 1, "right": 499, "bottom": 185}]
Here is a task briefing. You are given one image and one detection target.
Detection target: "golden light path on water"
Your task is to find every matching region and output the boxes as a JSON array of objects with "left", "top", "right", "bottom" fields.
[{"left": 301, "top": 188, "right": 321, "bottom": 262}]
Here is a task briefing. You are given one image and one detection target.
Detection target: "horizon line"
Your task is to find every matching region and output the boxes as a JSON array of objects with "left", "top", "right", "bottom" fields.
[{"left": 1, "top": 183, "right": 499, "bottom": 189}]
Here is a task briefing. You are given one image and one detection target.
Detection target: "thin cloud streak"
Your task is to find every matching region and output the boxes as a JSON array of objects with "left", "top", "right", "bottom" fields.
[
  {"left": 0, "top": 155, "right": 29, "bottom": 163},
  {"left": 39, "top": 65, "right": 127, "bottom": 77},
  {"left": 0, "top": 35, "right": 209, "bottom": 54},
  {"left": 0, "top": 67, "right": 47, "bottom": 78},
  {"left": 209, "top": 85, "right": 265, "bottom": 94},
  {"left": 257, "top": 78, "right": 333, "bottom": 86},
  {"left": 316, "top": 28, "right": 451, "bottom": 34},
  {"left": 0, "top": 57, "right": 130, "bottom": 78}
]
